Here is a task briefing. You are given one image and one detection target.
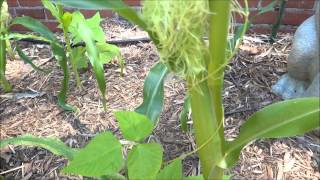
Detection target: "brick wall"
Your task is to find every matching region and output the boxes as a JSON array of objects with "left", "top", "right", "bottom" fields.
[{"left": 7, "top": 0, "right": 317, "bottom": 33}]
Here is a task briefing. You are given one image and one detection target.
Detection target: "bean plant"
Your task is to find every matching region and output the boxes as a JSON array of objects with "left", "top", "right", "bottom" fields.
[{"left": 1, "top": 0, "right": 319, "bottom": 180}]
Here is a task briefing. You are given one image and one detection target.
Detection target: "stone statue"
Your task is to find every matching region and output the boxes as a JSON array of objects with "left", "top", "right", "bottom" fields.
[{"left": 272, "top": 2, "right": 319, "bottom": 99}]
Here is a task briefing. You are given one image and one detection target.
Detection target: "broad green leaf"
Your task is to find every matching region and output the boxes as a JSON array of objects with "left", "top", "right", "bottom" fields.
[
  {"left": 86, "top": 12, "right": 105, "bottom": 43},
  {"left": 157, "top": 159, "right": 182, "bottom": 180},
  {"left": 62, "top": 12, "right": 73, "bottom": 30},
  {"left": 223, "top": 98, "right": 320, "bottom": 168},
  {"left": 99, "top": 173, "right": 126, "bottom": 180},
  {"left": 135, "top": 63, "right": 168, "bottom": 123},
  {"left": 127, "top": 143, "right": 163, "bottom": 180},
  {"left": 76, "top": 22, "right": 107, "bottom": 110},
  {"left": 71, "top": 46, "right": 88, "bottom": 69},
  {"left": 68, "top": 11, "right": 86, "bottom": 44},
  {"left": 96, "top": 42, "right": 120, "bottom": 64},
  {"left": 16, "top": 46, "right": 49, "bottom": 73},
  {"left": 184, "top": 175, "right": 204, "bottom": 180},
  {"left": 10, "top": 16, "right": 55, "bottom": 41},
  {"left": 114, "top": 111, "right": 153, "bottom": 142},
  {"left": 62, "top": 132, "right": 123, "bottom": 177},
  {"left": 57, "top": 0, "right": 147, "bottom": 30},
  {"left": 0, "top": 134, "right": 77, "bottom": 160},
  {"left": 41, "top": 0, "right": 60, "bottom": 22},
  {"left": 180, "top": 95, "right": 191, "bottom": 132},
  {"left": 51, "top": 43, "right": 78, "bottom": 111},
  {"left": 69, "top": 11, "right": 105, "bottom": 44}
]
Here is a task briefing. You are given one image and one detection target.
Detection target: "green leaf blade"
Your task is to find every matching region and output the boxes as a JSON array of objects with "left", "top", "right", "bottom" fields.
[
  {"left": 127, "top": 143, "right": 163, "bottom": 180},
  {"left": 0, "top": 134, "right": 77, "bottom": 160},
  {"left": 114, "top": 111, "right": 153, "bottom": 142},
  {"left": 224, "top": 97, "right": 320, "bottom": 168},
  {"left": 62, "top": 132, "right": 123, "bottom": 177},
  {"left": 135, "top": 63, "right": 168, "bottom": 123}
]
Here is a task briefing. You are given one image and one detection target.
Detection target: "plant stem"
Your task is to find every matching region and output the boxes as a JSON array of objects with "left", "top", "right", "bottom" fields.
[
  {"left": 188, "top": 79, "right": 224, "bottom": 179},
  {"left": 270, "top": 0, "right": 287, "bottom": 43},
  {"left": 63, "top": 28, "right": 81, "bottom": 89},
  {"left": 188, "top": 1, "right": 231, "bottom": 179},
  {"left": 0, "top": 2, "right": 12, "bottom": 92}
]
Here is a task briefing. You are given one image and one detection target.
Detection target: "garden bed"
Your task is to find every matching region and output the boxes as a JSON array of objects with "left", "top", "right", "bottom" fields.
[{"left": 0, "top": 19, "right": 319, "bottom": 179}]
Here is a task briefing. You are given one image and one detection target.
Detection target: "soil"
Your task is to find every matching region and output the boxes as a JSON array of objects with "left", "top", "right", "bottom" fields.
[{"left": 0, "top": 18, "right": 319, "bottom": 180}]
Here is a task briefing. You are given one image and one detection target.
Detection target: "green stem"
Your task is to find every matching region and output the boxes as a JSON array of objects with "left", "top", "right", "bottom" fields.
[
  {"left": 0, "top": 34, "right": 11, "bottom": 92},
  {"left": 188, "top": 1, "right": 231, "bottom": 179},
  {"left": 188, "top": 79, "right": 224, "bottom": 179},
  {"left": 270, "top": 0, "right": 287, "bottom": 43},
  {"left": 0, "top": 1, "right": 12, "bottom": 92}
]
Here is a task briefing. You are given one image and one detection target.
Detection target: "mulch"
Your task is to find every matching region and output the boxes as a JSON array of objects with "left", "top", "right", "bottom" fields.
[{"left": 0, "top": 19, "right": 319, "bottom": 179}]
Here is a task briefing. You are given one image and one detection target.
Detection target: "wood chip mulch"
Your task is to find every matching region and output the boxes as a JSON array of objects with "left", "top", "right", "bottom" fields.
[{"left": 0, "top": 19, "right": 319, "bottom": 179}]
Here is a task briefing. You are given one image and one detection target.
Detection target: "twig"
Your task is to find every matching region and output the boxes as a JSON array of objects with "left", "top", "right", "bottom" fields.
[{"left": 0, "top": 165, "right": 24, "bottom": 175}]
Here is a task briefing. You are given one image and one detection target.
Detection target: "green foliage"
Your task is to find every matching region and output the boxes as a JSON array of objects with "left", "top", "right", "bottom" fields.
[
  {"left": 0, "top": 134, "right": 77, "bottom": 160},
  {"left": 2, "top": 1, "right": 319, "bottom": 180},
  {"left": 62, "top": 132, "right": 123, "bottom": 177},
  {"left": 115, "top": 111, "right": 153, "bottom": 142},
  {"left": 135, "top": 63, "right": 168, "bottom": 123},
  {"left": 127, "top": 143, "right": 163, "bottom": 180},
  {"left": 0, "top": 0, "right": 12, "bottom": 92},
  {"left": 57, "top": 0, "right": 148, "bottom": 31},
  {"left": 223, "top": 97, "right": 320, "bottom": 168},
  {"left": 157, "top": 159, "right": 182, "bottom": 180},
  {"left": 7, "top": 0, "right": 121, "bottom": 111},
  {"left": 179, "top": 96, "right": 191, "bottom": 132}
]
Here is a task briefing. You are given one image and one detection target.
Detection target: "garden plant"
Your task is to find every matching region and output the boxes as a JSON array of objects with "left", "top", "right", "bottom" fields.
[
  {"left": 0, "top": 0, "right": 122, "bottom": 111},
  {"left": 1, "top": 0, "right": 319, "bottom": 180}
]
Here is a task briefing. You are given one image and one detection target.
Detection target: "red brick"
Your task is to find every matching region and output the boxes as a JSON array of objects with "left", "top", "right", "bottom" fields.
[
  {"left": 18, "top": 0, "right": 42, "bottom": 7},
  {"left": 7, "top": 0, "right": 19, "bottom": 7},
  {"left": 123, "top": 0, "right": 140, "bottom": 6},
  {"left": 16, "top": 8, "right": 46, "bottom": 19},
  {"left": 45, "top": 9, "right": 55, "bottom": 20},
  {"left": 9, "top": 24, "right": 29, "bottom": 32},
  {"left": 42, "top": 21, "right": 61, "bottom": 32},
  {"left": 282, "top": 9, "right": 314, "bottom": 25},
  {"left": 80, "top": 10, "right": 112, "bottom": 18},
  {"left": 286, "top": 0, "right": 315, "bottom": 9},
  {"left": 234, "top": 10, "right": 279, "bottom": 24}
]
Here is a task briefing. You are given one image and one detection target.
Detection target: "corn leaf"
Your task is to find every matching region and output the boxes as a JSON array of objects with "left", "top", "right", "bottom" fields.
[
  {"left": 10, "top": 16, "right": 56, "bottom": 41},
  {"left": 135, "top": 63, "right": 168, "bottom": 123},
  {"left": 76, "top": 22, "right": 107, "bottom": 110},
  {"left": 157, "top": 159, "right": 182, "bottom": 180},
  {"left": 223, "top": 98, "right": 320, "bottom": 168},
  {"left": 114, "top": 111, "right": 153, "bottom": 142},
  {"left": 16, "top": 46, "right": 49, "bottom": 73},
  {"left": 62, "top": 132, "right": 123, "bottom": 177},
  {"left": 127, "top": 143, "right": 163, "bottom": 180},
  {"left": 0, "top": 134, "right": 77, "bottom": 160},
  {"left": 51, "top": 43, "right": 78, "bottom": 111}
]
